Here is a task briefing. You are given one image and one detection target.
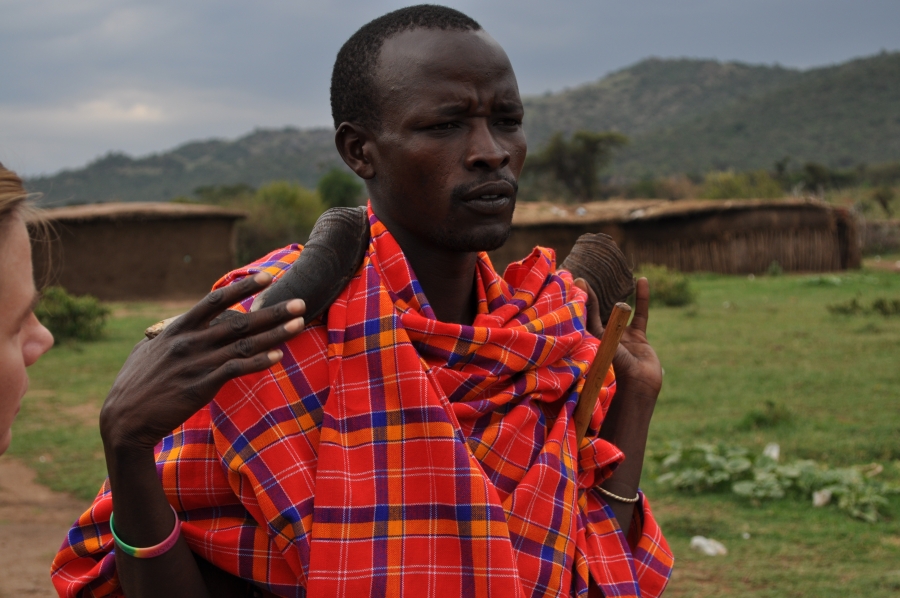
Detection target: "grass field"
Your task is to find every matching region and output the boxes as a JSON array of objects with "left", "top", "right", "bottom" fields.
[{"left": 10, "top": 259, "right": 900, "bottom": 596}]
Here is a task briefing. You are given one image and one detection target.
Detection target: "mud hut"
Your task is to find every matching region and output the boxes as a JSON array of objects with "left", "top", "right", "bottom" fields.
[
  {"left": 30, "top": 202, "right": 245, "bottom": 300},
  {"left": 490, "top": 198, "right": 860, "bottom": 274}
]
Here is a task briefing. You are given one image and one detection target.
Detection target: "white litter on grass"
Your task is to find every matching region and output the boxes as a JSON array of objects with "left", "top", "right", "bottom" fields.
[
  {"left": 742, "top": 532, "right": 751, "bottom": 540},
  {"left": 763, "top": 442, "right": 780, "bottom": 461},
  {"left": 690, "top": 536, "right": 727, "bottom": 556},
  {"left": 813, "top": 489, "right": 833, "bottom": 507}
]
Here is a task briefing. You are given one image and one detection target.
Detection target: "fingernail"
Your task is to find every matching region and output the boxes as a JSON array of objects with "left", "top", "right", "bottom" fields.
[
  {"left": 284, "top": 317, "right": 304, "bottom": 333},
  {"left": 254, "top": 272, "right": 273, "bottom": 285},
  {"left": 267, "top": 349, "right": 283, "bottom": 362},
  {"left": 287, "top": 299, "right": 305, "bottom": 314}
]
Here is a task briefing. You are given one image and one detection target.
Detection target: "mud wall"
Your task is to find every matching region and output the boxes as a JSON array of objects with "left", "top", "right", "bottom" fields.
[
  {"left": 32, "top": 217, "right": 239, "bottom": 300},
  {"left": 490, "top": 204, "right": 860, "bottom": 274}
]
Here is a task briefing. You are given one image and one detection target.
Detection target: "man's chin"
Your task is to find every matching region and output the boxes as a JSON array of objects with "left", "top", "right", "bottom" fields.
[{"left": 434, "top": 223, "right": 512, "bottom": 253}]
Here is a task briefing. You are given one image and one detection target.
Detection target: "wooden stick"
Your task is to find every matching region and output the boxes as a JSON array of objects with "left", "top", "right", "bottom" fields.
[{"left": 573, "top": 302, "right": 632, "bottom": 446}]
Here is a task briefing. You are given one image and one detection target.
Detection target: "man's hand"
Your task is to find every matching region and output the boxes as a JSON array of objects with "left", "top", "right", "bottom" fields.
[
  {"left": 573, "top": 276, "right": 662, "bottom": 536},
  {"left": 575, "top": 277, "right": 662, "bottom": 403},
  {"left": 100, "top": 272, "right": 306, "bottom": 453}
]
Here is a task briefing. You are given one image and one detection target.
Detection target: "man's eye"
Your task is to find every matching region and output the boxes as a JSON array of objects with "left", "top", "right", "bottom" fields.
[{"left": 429, "top": 122, "right": 457, "bottom": 130}]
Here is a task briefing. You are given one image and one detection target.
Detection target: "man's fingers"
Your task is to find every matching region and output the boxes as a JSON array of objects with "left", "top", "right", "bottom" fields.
[
  {"left": 206, "top": 298, "right": 305, "bottom": 345},
  {"left": 217, "top": 318, "right": 304, "bottom": 362},
  {"left": 630, "top": 277, "right": 650, "bottom": 333},
  {"left": 573, "top": 278, "right": 603, "bottom": 338},
  {"left": 205, "top": 349, "right": 285, "bottom": 391},
  {"left": 177, "top": 273, "right": 274, "bottom": 331}
]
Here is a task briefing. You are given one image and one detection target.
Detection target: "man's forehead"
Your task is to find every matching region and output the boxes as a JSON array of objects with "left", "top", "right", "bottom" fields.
[{"left": 376, "top": 28, "right": 515, "bottom": 90}]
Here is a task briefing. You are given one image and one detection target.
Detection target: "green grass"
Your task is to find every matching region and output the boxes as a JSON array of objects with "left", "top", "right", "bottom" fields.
[
  {"left": 9, "top": 264, "right": 900, "bottom": 595},
  {"left": 644, "top": 259, "right": 900, "bottom": 596}
]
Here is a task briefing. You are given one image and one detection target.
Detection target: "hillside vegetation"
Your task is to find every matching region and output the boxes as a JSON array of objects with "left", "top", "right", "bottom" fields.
[
  {"left": 29, "top": 128, "right": 343, "bottom": 206},
  {"left": 25, "top": 52, "right": 900, "bottom": 205},
  {"left": 618, "top": 52, "right": 900, "bottom": 176}
]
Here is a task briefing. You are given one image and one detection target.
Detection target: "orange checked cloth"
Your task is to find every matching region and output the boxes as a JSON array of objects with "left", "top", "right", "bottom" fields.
[{"left": 52, "top": 207, "right": 672, "bottom": 597}]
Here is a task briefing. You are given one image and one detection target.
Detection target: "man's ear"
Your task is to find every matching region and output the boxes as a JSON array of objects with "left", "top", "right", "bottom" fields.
[{"left": 335, "top": 122, "right": 376, "bottom": 180}]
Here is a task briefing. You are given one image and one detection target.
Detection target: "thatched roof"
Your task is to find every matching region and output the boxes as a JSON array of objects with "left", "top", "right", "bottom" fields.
[
  {"left": 511, "top": 198, "right": 837, "bottom": 227},
  {"left": 29, "top": 202, "right": 246, "bottom": 224}
]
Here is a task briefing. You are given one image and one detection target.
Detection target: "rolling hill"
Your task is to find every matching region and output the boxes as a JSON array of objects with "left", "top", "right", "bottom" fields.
[{"left": 26, "top": 52, "right": 900, "bottom": 205}]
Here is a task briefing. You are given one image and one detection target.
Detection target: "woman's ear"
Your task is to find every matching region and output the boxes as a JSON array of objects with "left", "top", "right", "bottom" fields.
[{"left": 335, "top": 122, "right": 376, "bottom": 180}]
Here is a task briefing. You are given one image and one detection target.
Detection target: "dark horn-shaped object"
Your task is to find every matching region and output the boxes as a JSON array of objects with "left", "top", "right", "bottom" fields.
[
  {"left": 249, "top": 205, "right": 370, "bottom": 318},
  {"left": 560, "top": 233, "right": 635, "bottom": 325},
  {"left": 145, "top": 206, "right": 370, "bottom": 340}
]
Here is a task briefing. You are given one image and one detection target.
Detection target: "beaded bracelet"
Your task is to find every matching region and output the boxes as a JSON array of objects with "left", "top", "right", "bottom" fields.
[
  {"left": 110, "top": 505, "right": 182, "bottom": 558},
  {"left": 597, "top": 486, "right": 640, "bottom": 504}
]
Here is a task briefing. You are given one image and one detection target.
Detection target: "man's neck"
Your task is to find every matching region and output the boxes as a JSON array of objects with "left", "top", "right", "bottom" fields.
[
  {"left": 380, "top": 223, "right": 479, "bottom": 325},
  {"left": 408, "top": 247, "right": 478, "bottom": 325}
]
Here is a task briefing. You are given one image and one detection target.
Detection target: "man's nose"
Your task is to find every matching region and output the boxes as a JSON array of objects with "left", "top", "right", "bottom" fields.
[{"left": 465, "top": 121, "right": 510, "bottom": 171}]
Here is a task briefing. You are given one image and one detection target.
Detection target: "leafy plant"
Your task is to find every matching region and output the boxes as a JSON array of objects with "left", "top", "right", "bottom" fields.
[
  {"left": 655, "top": 442, "right": 899, "bottom": 522},
  {"left": 35, "top": 286, "right": 110, "bottom": 342},
  {"left": 635, "top": 264, "right": 696, "bottom": 307},
  {"left": 656, "top": 442, "right": 752, "bottom": 492}
]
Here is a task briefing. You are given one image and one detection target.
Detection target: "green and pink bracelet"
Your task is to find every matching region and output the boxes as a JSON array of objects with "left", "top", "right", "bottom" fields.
[{"left": 109, "top": 505, "right": 182, "bottom": 558}]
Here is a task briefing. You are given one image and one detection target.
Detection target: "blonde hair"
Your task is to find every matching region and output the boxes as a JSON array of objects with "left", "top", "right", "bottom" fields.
[
  {"left": 0, "top": 162, "right": 30, "bottom": 229},
  {"left": 1, "top": 163, "right": 53, "bottom": 288}
]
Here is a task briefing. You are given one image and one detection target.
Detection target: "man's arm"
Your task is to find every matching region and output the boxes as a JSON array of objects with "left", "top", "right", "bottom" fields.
[
  {"left": 98, "top": 274, "right": 305, "bottom": 597},
  {"left": 574, "top": 277, "right": 662, "bottom": 535}
]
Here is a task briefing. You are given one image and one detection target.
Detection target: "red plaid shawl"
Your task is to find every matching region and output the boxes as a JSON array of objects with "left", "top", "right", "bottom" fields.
[{"left": 52, "top": 208, "right": 671, "bottom": 597}]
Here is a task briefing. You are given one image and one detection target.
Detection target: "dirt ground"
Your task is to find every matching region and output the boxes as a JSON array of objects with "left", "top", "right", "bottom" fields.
[{"left": 0, "top": 458, "right": 90, "bottom": 597}]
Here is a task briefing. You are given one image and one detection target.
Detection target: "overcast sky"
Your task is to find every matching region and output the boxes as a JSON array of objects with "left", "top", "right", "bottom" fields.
[{"left": 2, "top": 0, "right": 898, "bottom": 176}]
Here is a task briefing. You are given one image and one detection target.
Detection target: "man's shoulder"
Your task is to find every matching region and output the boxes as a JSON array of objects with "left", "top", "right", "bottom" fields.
[{"left": 213, "top": 244, "right": 305, "bottom": 295}]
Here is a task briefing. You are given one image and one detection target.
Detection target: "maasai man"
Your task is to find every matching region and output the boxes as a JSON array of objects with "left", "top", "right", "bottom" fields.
[{"left": 53, "top": 5, "right": 672, "bottom": 597}]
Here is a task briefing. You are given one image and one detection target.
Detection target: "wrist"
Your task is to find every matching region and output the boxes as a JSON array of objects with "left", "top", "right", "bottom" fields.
[
  {"left": 99, "top": 398, "right": 161, "bottom": 456},
  {"left": 613, "top": 377, "right": 659, "bottom": 410}
]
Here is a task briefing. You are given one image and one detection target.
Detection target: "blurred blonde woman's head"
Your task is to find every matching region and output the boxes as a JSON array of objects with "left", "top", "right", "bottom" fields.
[
  {"left": 0, "top": 164, "right": 29, "bottom": 229},
  {"left": 0, "top": 163, "right": 54, "bottom": 454}
]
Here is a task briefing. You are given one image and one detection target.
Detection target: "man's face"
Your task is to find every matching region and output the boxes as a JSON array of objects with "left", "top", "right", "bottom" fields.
[{"left": 365, "top": 28, "right": 526, "bottom": 254}]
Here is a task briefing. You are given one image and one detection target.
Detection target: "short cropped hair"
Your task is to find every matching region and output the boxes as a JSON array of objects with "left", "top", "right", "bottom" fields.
[{"left": 330, "top": 4, "right": 481, "bottom": 131}]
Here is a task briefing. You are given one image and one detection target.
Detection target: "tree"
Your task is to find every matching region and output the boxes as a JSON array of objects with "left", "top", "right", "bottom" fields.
[
  {"left": 317, "top": 168, "right": 364, "bottom": 208},
  {"left": 526, "top": 131, "right": 628, "bottom": 201},
  {"left": 873, "top": 185, "right": 895, "bottom": 217}
]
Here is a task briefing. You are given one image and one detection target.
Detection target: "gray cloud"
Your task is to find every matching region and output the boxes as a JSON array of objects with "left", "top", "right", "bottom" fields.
[{"left": 2, "top": 0, "right": 898, "bottom": 175}]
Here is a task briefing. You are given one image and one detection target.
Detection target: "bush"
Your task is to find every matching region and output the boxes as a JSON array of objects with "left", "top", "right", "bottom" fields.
[
  {"left": 625, "top": 175, "right": 698, "bottom": 200},
  {"left": 738, "top": 400, "right": 795, "bottom": 430},
  {"left": 766, "top": 260, "right": 784, "bottom": 276},
  {"left": 828, "top": 296, "right": 900, "bottom": 316},
  {"left": 700, "top": 170, "right": 784, "bottom": 199},
  {"left": 35, "top": 287, "right": 110, "bottom": 342},
  {"left": 636, "top": 264, "right": 696, "bottom": 307},
  {"left": 236, "top": 181, "right": 325, "bottom": 264},
  {"left": 317, "top": 168, "right": 364, "bottom": 208}
]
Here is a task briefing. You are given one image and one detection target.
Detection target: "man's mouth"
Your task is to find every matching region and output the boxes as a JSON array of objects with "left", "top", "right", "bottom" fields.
[{"left": 464, "top": 194, "right": 512, "bottom": 215}]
